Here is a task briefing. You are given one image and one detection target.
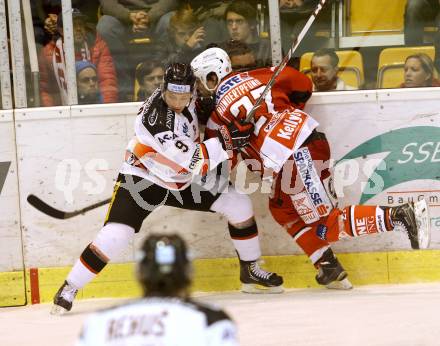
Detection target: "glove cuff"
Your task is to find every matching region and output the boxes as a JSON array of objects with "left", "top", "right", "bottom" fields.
[{"left": 217, "top": 125, "right": 234, "bottom": 158}]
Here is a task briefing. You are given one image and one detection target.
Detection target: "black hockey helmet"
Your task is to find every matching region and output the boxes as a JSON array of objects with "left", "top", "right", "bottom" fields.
[
  {"left": 137, "top": 233, "right": 192, "bottom": 296},
  {"left": 163, "top": 63, "right": 196, "bottom": 94}
]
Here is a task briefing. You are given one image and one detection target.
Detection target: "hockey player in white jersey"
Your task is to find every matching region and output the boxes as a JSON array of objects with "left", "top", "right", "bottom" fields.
[
  {"left": 52, "top": 63, "right": 283, "bottom": 315},
  {"left": 76, "top": 233, "right": 238, "bottom": 346}
]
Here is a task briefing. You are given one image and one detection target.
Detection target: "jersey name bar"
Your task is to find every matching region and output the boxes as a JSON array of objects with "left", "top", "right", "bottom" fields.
[{"left": 216, "top": 76, "right": 262, "bottom": 116}]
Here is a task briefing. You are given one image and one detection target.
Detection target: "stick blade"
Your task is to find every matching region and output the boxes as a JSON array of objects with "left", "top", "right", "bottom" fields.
[{"left": 27, "top": 194, "right": 66, "bottom": 219}]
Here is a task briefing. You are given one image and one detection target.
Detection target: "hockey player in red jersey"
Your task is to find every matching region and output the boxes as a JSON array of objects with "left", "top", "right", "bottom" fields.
[
  {"left": 191, "top": 48, "right": 431, "bottom": 289},
  {"left": 52, "top": 63, "right": 283, "bottom": 315}
]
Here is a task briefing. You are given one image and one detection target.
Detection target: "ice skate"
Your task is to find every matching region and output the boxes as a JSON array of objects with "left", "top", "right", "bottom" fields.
[
  {"left": 240, "top": 260, "right": 284, "bottom": 294},
  {"left": 316, "top": 248, "right": 353, "bottom": 290},
  {"left": 391, "top": 200, "right": 431, "bottom": 249},
  {"left": 50, "top": 280, "right": 78, "bottom": 315}
]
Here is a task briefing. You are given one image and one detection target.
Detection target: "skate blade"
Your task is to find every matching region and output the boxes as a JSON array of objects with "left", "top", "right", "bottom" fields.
[
  {"left": 50, "top": 304, "right": 69, "bottom": 316},
  {"left": 326, "top": 278, "right": 353, "bottom": 290},
  {"left": 414, "top": 199, "right": 431, "bottom": 249},
  {"left": 241, "top": 283, "right": 284, "bottom": 294}
]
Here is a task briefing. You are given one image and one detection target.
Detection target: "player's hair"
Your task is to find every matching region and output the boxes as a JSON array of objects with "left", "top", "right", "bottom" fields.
[
  {"left": 312, "top": 48, "right": 340, "bottom": 68},
  {"left": 221, "top": 39, "right": 253, "bottom": 58},
  {"left": 224, "top": 0, "right": 257, "bottom": 26},
  {"left": 137, "top": 234, "right": 192, "bottom": 297},
  {"left": 405, "top": 53, "right": 435, "bottom": 84}
]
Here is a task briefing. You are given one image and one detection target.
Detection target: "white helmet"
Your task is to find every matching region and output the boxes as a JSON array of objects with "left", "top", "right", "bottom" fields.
[{"left": 190, "top": 47, "right": 232, "bottom": 92}]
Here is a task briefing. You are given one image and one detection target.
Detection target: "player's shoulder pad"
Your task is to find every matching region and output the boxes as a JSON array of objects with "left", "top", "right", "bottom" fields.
[
  {"left": 186, "top": 298, "right": 233, "bottom": 326},
  {"left": 139, "top": 88, "right": 175, "bottom": 136}
]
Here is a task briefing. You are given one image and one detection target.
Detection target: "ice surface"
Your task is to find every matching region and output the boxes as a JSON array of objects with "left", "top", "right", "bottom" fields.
[{"left": 1, "top": 283, "right": 440, "bottom": 346}]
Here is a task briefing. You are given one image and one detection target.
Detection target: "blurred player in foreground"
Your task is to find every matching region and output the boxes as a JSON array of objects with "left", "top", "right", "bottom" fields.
[
  {"left": 76, "top": 233, "right": 238, "bottom": 346},
  {"left": 191, "top": 48, "right": 431, "bottom": 290}
]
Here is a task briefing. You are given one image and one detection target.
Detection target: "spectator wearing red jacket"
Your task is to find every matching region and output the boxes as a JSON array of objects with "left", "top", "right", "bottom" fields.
[{"left": 39, "top": 8, "right": 118, "bottom": 106}]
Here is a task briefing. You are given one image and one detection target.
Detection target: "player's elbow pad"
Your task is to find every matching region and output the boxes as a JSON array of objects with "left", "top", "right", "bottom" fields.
[{"left": 289, "top": 91, "right": 312, "bottom": 106}]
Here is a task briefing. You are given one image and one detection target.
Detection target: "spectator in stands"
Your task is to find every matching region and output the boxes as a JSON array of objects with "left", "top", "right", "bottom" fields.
[
  {"left": 404, "top": 0, "right": 440, "bottom": 70},
  {"left": 39, "top": 8, "right": 118, "bottom": 106},
  {"left": 279, "top": 0, "right": 331, "bottom": 60},
  {"left": 223, "top": 1, "right": 271, "bottom": 67},
  {"left": 310, "top": 48, "right": 357, "bottom": 91},
  {"left": 155, "top": 1, "right": 231, "bottom": 44},
  {"left": 153, "top": 6, "right": 205, "bottom": 65},
  {"left": 97, "top": 0, "right": 179, "bottom": 101},
  {"left": 221, "top": 39, "right": 257, "bottom": 71},
  {"left": 32, "top": 1, "right": 53, "bottom": 48},
  {"left": 32, "top": 1, "right": 100, "bottom": 47},
  {"left": 135, "top": 60, "right": 164, "bottom": 101},
  {"left": 76, "top": 61, "right": 102, "bottom": 104},
  {"left": 401, "top": 53, "right": 440, "bottom": 88},
  {"left": 404, "top": 0, "right": 440, "bottom": 44},
  {"left": 280, "top": 0, "right": 312, "bottom": 10}
]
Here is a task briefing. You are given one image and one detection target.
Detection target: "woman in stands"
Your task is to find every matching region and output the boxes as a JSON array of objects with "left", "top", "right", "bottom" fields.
[{"left": 401, "top": 53, "right": 440, "bottom": 88}]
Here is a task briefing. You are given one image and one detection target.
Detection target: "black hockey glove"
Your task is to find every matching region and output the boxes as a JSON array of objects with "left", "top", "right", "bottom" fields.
[
  {"left": 195, "top": 96, "right": 216, "bottom": 125},
  {"left": 217, "top": 119, "right": 254, "bottom": 157}
]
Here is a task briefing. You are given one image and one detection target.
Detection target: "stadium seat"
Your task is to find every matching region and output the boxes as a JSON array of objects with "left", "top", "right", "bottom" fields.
[
  {"left": 377, "top": 46, "right": 436, "bottom": 88},
  {"left": 300, "top": 50, "right": 364, "bottom": 88}
]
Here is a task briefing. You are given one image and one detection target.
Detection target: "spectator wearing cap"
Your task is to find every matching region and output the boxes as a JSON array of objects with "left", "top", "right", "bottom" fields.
[
  {"left": 76, "top": 61, "right": 102, "bottom": 104},
  {"left": 39, "top": 8, "right": 118, "bottom": 106},
  {"left": 224, "top": 1, "right": 271, "bottom": 67}
]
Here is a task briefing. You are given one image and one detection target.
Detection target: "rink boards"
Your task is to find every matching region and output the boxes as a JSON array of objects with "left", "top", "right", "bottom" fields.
[{"left": 1, "top": 88, "right": 440, "bottom": 306}]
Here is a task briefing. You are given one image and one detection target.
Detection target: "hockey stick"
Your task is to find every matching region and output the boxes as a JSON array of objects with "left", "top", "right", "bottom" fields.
[
  {"left": 245, "top": 0, "right": 327, "bottom": 122},
  {"left": 27, "top": 194, "right": 111, "bottom": 219}
]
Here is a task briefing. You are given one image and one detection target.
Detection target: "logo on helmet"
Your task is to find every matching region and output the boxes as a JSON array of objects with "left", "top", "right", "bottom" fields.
[{"left": 167, "top": 83, "right": 191, "bottom": 94}]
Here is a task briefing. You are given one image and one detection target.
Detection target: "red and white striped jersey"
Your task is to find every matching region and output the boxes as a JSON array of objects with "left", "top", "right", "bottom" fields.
[
  {"left": 206, "top": 66, "right": 318, "bottom": 173},
  {"left": 120, "top": 89, "right": 228, "bottom": 190}
]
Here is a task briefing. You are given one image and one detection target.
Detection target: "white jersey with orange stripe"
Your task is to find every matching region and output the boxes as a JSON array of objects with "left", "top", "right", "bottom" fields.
[{"left": 120, "top": 89, "right": 229, "bottom": 190}]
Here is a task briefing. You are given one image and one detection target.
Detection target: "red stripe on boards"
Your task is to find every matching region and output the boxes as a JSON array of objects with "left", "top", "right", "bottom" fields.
[{"left": 30, "top": 268, "right": 40, "bottom": 304}]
